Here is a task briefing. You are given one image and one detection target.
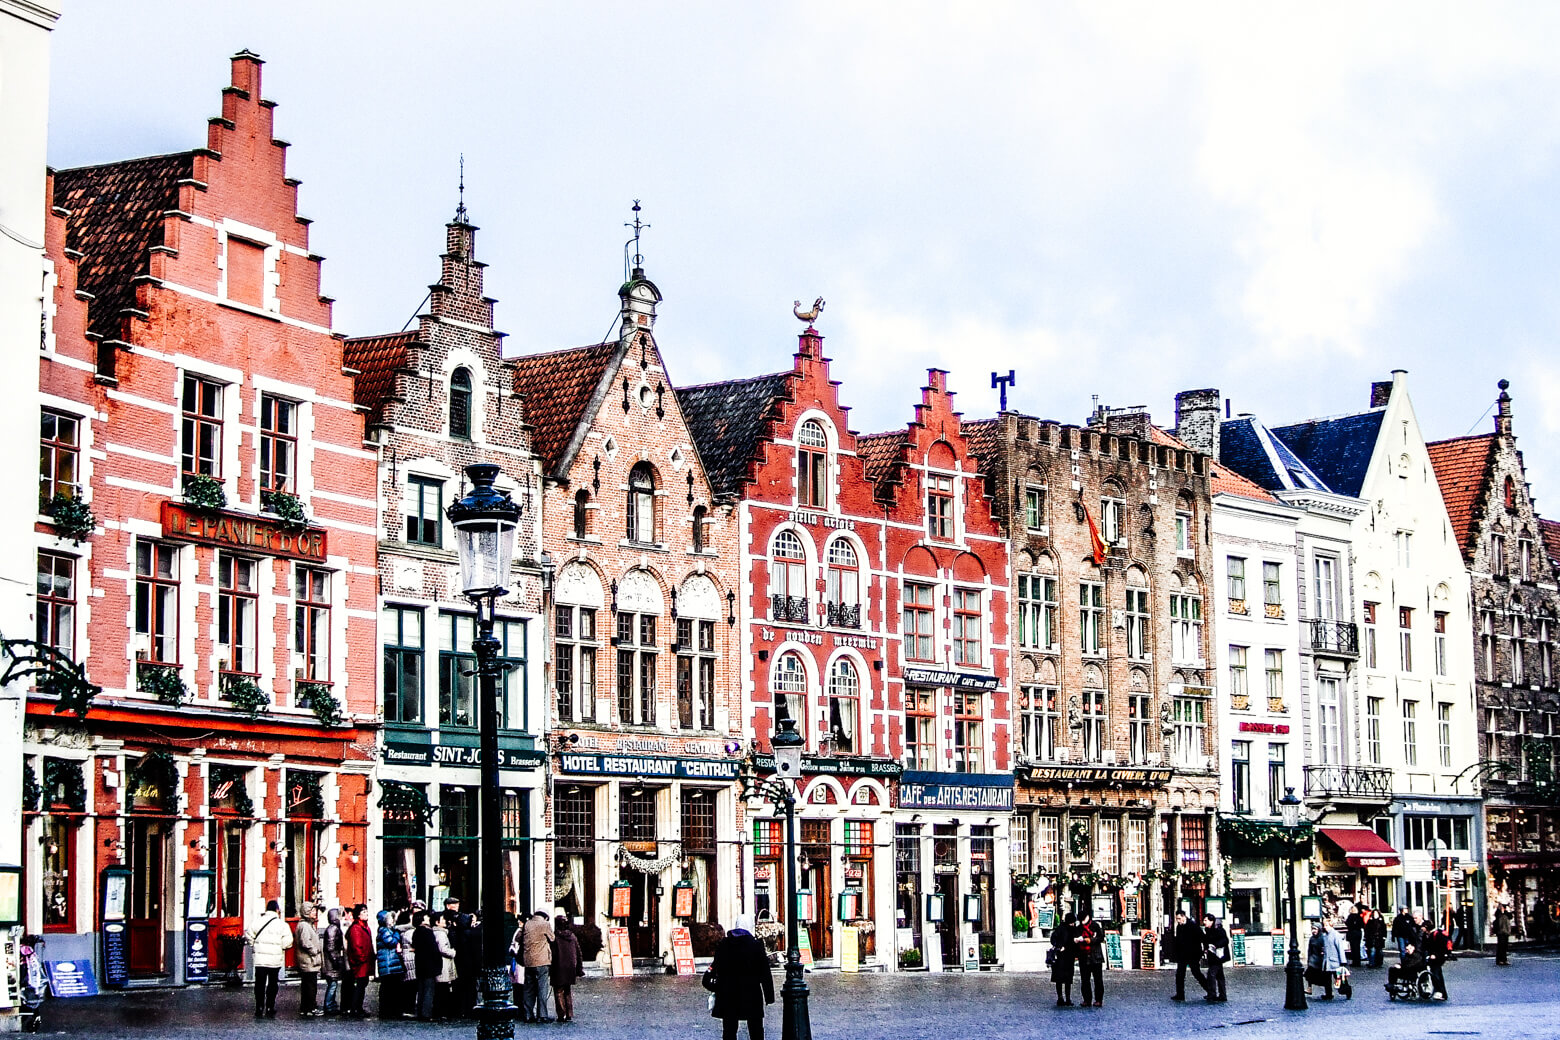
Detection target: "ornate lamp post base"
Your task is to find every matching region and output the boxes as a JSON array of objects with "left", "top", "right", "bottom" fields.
[{"left": 478, "top": 966, "right": 516, "bottom": 1040}]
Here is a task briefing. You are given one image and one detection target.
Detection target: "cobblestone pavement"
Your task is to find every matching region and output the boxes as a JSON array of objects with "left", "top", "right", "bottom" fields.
[{"left": 40, "top": 954, "right": 1559, "bottom": 1039}]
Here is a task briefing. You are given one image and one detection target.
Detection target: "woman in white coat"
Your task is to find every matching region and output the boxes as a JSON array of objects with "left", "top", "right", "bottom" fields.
[{"left": 246, "top": 899, "right": 294, "bottom": 1018}]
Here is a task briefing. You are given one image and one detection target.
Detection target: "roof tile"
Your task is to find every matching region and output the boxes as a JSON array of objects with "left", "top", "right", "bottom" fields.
[
  {"left": 1426, "top": 434, "right": 1497, "bottom": 559},
  {"left": 343, "top": 331, "right": 418, "bottom": 426},
  {"left": 855, "top": 431, "right": 906, "bottom": 483},
  {"left": 675, "top": 373, "right": 793, "bottom": 499},
  {"left": 510, "top": 342, "right": 621, "bottom": 474}
]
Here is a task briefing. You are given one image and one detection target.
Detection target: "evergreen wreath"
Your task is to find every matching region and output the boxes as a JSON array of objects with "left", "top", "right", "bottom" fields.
[
  {"left": 378, "top": 779, "right": 435, "bottom": 824},
  {"left": 128, "top": 750, "right": 179, "bottom": 809},
  {"left": 42, "top": 493, "right": 97, "bottom": 543},
  {"left": 221, "top": 673, "right": 270, "bottom": 716},
  {"left": 260, "top": 489, "right": 309, "bottom": 533},
  {"left": 209, "top": 764, "right": 255, "bottom": 819},
  {"left": 298, "top": 681, "right": 342, "bottom": 726},
  {"left": 181, "top": 474, "right": 227, "bottom": 512},
  {"left": 43, "top": 758, "right": 87, "bottom": 813},
  {"left": 1068, "top": 818, "right": 1091, "bottom": 860},
  {"left": 137, "top": 661, "right": 188, "bottom": 706},
  {"left": 22, "top": 759, "right": 40, "bottom": 813},
  {"left": 286, "top": 770, "right": 324, "bottom": 817}
]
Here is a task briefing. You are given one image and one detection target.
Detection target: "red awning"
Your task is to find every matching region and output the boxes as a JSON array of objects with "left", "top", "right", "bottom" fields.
[{"left": 1318, "top": 827, "right": 1402, "bottom": 868}]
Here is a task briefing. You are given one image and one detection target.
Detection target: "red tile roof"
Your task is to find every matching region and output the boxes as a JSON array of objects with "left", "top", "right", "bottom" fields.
[
  {"left": 959, "top": 418, "right": 1001, "bottom": 468},
  {"left": 510, "top": 342, "right": 621, "bottom": 475},
  {"left": 1427, "top": 434, "right": 1497, "bottom": 558},
  {"left": 1540, "top": 518, "right": 1560, "bottom": 568},
  {"left": 343, "top": 331, "right": 418, "bottom": 426},
  {"left": 53, "top": 152, "right": 196, "bottom": 341},
  {"left": 855, "top": 431, "right": 906, "bottom": 483}
]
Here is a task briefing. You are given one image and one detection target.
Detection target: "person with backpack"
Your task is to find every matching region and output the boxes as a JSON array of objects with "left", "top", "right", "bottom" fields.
[
  {"left": 1201, "top": 913, "right": 1229, "bottom": 1003},
  {"left": 1076, "top": 909, "right": 1105, "bottom": 1007},
  {"left": 245, "top": 899, "right": 294, "bottom": 1019}
]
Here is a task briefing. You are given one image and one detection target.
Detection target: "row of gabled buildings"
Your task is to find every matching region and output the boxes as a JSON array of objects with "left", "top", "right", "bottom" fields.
[{"left": 9, "top": 50, "right": 1558, "bottom": 992}]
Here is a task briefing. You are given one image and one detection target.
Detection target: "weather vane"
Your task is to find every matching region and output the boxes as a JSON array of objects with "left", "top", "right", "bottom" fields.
[
  {"left": 992, "top": 370, "right": 1016, "bottom": 411},
  {"left": 454, "top": 154, "right": 468, "bottom": 223},
  {"left": 624, "top": 200, "right": 649, "bottom": 277},
  {"left": 793, "top": 297, "right": 825, "bottom": 325}
]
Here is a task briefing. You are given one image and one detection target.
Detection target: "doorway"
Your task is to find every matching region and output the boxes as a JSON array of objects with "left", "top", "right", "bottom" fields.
[
  {"left": 626, "top": 870, "right": 659, "bottom": 959},
  {"left": 128, "top": 818, "right": 168, "bottom": 975},
  {"left": 935, "top": 873, "right": 959, "bottom": 967},
  {"left": 805, "top": 859, "right": 833, "bottom": 960}
]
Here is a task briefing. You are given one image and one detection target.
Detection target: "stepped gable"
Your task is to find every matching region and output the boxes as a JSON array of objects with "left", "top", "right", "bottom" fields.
[
  {"left": 1270, "top": 409, "right": 1386, "bottom": 498},
  {"left": 675, "top": 371, "right": 792, "bottom": 500},
  {"left": 854, "top": 430, "right": 906, "bottom": 483},
  {"left": 343, "top": 330, "right": 417, "bottom": 425},
  {"left": 1427, "top": 433, "right": 1498, "bottom": 558},
  {"left": 510, "top": 341, "right": 620, "bottom": 476}
]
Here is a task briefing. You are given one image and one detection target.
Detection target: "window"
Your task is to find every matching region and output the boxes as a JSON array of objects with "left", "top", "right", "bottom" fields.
[
  {"left": 1034, "top": 815, "right": 1062, "bottom": 873},
  {"left": 293, "top": 565, "right": 330, "bottom": 682},
  {"left": 1019, "top": 686, "right": 1058, "bottom": 762},
  {"left": 41, "top": 812, "right": 76, "bottom": 931},
  {"left": 1101, "top": 497, "right": 1124, "bottom": 543},
  {"left": 827, "top": 658, "right": 860, "bottom": 753},
  {"left": 1511, "top": 615, "right": 1526, "bottom": 685},
  {"left": 1096, "top": 817, "right": 1120, "bottom": 873},
  {"left": 1125, "top": 587, "right": 1149, "bottom": 659},
  {"left": 627, "top": 463, "right": 657, "bottom": 544},
  {"left": 676, "top": 617, "right": 716, "bottom": 731},
  {"left": 39, "top": 409, "right": 80, "bottom": 506},
  {"left": 1402, "top": 815, "right": 1472, "bottom": 853},
  {"left": 1170, "top": 593, "right": 1203, "bottom": 663},
  {"left": 903, "top": 582, "right": 935, "bottom": 662},
  {"left": 1481, "top": 610, "right": 1496, "bottom": 676},
  {"left": 1024, "top": 486, "right": 1046, "bottom": 530},
  {"left": 449, "top": 368, "right": 473, "bottom": 439},
  {"left": 772, "top": 652, "right": 807, "bottom": 740},
  {"left": 406, "top": 476, "right": 443, "bottom": 546},
  {"left": 1438, "top": 703, "right": 1453, "bottom": 769},
  {"left": 1312, "top": 556, "right": 1339, "bottom": 620},
  {"left": 1172, "top": 696, "right": 1206, "bottom": 766},
  {"left": 692, "top": 505, "right": 708, "bottom": 553},
  {"left": 1267, "top": 744, "right": 1287, "bottom": 816},
  {"left": 1128, "top": 693, "right": 1152, "bottom": 764},
  {"left": 1231, "top": 740, "right": 1252, "bottom": 813},
  {"left": 1018, "top": 573, "right": 1057, "bottom": 651},
  {"left": 1228, "top": 646, "right": 1249, "bottom": 705},
  {"left": 953, "top": 588, "right": 982, "bottom": 666},
  {"left": 926, "top": 474, "right": 954, "bottom": 540},
  {"left": 135, "top": 543, "right": 180, "bottom": 665},
  {"left": 181, "top": 375, "right": 223, "bottom": 479},
  {"left": 225, "top": 236, "right": 266, "bottom": 307},
  {"left": 1227, "top": 556, "right": 1247, "bottom": 606},
  {"left": 619, "top": 789, "right": 657, "bottom": 844},
  {"left": 36, "top": 552, "right": 75, "bottom": 657},
  {"left": 1399, "top": 607, "right": 1414, "bottom": 672},
  {"left": 1396, "top": 530, "right": 1413, "bottom": 568},
  {"left": 554, "top": 605, "right": 597, "bottom": 723},
  {"left": 906, "top": 688, "right": 936, "bottom": 769},
  {"left": 1364, "top": 602, "right": 1379, "bottom": 669},
  {"left": 1434, "top": 611, "right": 1448, "bottom": 677},
  {"left": 1263, "top": 562, "right": 1281, "bottom": 612},
  {"left": 1180, "top": 815, "right": 1209, "bottom": 871},
  {"left": 953, "top": 690, "right": 983, "bottom": 772},
  {"left": 797, "top": 420, "right": 828, "bottom": 509},
  {"left": 437, "top": 613, "right": 480, "bottom": 728},
  {"left": 1079, "top": 582, "right": 1105, "bottom": 656},
  {"left": 259, "top": 395, "right": 296, "bottom": 494},
  {"left": 1366, "top": 696, "right": 1382, "bottom": 764},
  {"left": 382, "top": 606, "right": 424, "bottom": 724},
  {"left": 1491, "top": 532, "right": 1507, "bottom": 576},
  {"left": 1542, "top": 620, "right": 1553, "bottom": 686},
  {"left": 616, "top": 611, "right": 657, "bottom": 726},
  {"left": 769, "top": 530, "right": 809, "bottom": 622},
  {"left": 1175, "top": 511, "right": 1192, "bottom": 554},
  {"left": 217, "top": 555, "right": 260, "bottom": 676},
  {"left": 1264, "top": 649, "right": 1283, "bottom": 705},
  {"left": 1520, "top": 537, "right": 1534, "bottom": 580},
  {"left": 1403, "top": 701, "right": 1419, "bottom": 767},
  {"left": 826, "top": 541, "right": 860, "bottom": 628},
  {"left": 1080, "top": 688, "right": 1106, "bottom": 762},
  {"left": 1317, "top": 677, "right": 1341, "bottom": 765},
  {"left": 573, "top": 490, "right": 590, "bottom": 539},
  {"left": 1125, "top": 818, "right": 1148, "bottom": 874}
]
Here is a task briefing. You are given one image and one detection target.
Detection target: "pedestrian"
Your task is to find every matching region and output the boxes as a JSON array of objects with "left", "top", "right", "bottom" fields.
[
  {"left": 552, "top": 913, "right": 585, "bottom": 1024},
  {"left": 1049, "top": 912, "right": 1076, "bottom": 1006},
  {"left": 1422, "top": 920, "right": 1451, "bottom": 1000},
  {"left": 322, "top": 907, "right": 347, "bottom": 1015},
  {"left": 1201, "top": 913, "right": 1229, "bottom": 1003},
  {"left": 1493, "top": 904, "right": 1513, "bottom": 966},
  {"left": 1305, "top": 923, "right": 1330, "bottom": 998},
  {"left": 245, "top": 899, "right": 294, "bottom": 1019},
  {"left": 344, "top": 905, "right": 374, "bottom": 1018},
  {"left": 1345, "top": 904, "right": 1365, "bottom": 968},
  {"left": 517, "top": 909, "right": 555, "bottom": 1023},
  {"left": 704, "top": 913, "right": 774, "bottom": 1040},
  {"left": 1170, "top": 910, "right": 1210, "bottom": 1002},
  {"left": 376, "top": 909, "right": 408, "bottom": 1020},
  {"left": 1325, "top": 921, "right": 1351, "bottom": 1000},
  {"left": 1365, "top": 907, "right": 1387, "bottom": 969},
  {"left": 454, "top": 912, "right": 482, "bottom": 1018},
  {"left": 1077, "top": 910, "right": 1104, "bottom": 1008},
  {"left": 411, "top": 911, "right": 442, "bottom": 1021},
  {"left": 397, "top": 907, "right": 419, "bottom": 1018},
  {"left": 294, "top": 903, "right": 325, "bottom": 1017},
  {"left": 1391, "top": 907, "right": 1414, "bottom": 959},
  {"left": 433, "top": 911, "right": 458, "bottom": 1022}
]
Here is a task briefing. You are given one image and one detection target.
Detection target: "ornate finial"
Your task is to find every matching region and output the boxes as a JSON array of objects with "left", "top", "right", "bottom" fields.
[
  {"left": 992, "top": 370, "right": 1016, "bottom": 412},
  {"left": 624, "top": 200, "right": 649, "bottom": 277},
  {"left": 454, "top": 154, "right": 468, "bottom": 224},
  {"left": 1499, "top": 378, "right": 1510, "bottom": 392},
  {"left": 793, "top": 297, "right": 825, "bottom": 324}
]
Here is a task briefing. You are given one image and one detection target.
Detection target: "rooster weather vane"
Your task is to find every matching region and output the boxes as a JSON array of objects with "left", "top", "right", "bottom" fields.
[{"left": 793, "top": 297, "right": 825, "bottom": 324}]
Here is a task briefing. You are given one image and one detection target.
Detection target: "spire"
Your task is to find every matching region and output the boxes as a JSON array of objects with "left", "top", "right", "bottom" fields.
[
  {"left": 454, "top": 154, "right": 469, "bottom": 225},
  {"left": 1496, "top": 378, "right": 1513, "bottom": 439},
  {"left": 618, "top": 200, "right": 661, "bottom": 340},
  {"left": 624, "top": 200, "right": 649, "bottom": 279}
]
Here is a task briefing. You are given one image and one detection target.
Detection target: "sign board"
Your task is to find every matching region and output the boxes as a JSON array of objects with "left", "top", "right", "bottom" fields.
[
  {"left": 610, "top": 883, "right": 633, "bottom": 919},
  {"left": 1138, "top": 929, "right": 1157, "bottom": 970},
  {"left": 1272, "top": 930, "right": 1286, "bottom": 965},
  {"left": 384, "top": 742, "right": 544, "bottom": 769},
  {"left": 896, "top": 771, "right": 1015, "bottom": 811},
  {"left": 558, "top": 751, "right": 739, "bottom": 780},
  {"left": 1092, "top": 894, "right": 1114, "bottom": 923},
  {"left": 1036, "top": 906, "right": 1055, "bottom": 930},
  {"left": 751, "top": 753, "right": 903, "bottom": 779},
  {"left": 46, "top": 960, "right": 99, "bottom": 998},
  {"left": 101, "top": 922, "right": 128, "bottom": 988},
  {"left": 962, "top": 935, "right": 980, "bottom": 972},
  {"left": 673, "top": 884, "right": 695, "bottom": 919},
  {"left": 797, "top": 929, "right": 813, "bottom": 967},
  {"left": 606, "top": 927, "right": 633, "bottom": 976},
  {"left": 1104, "top": 931, "right": 1124, "bottom": 969},
  {"left": 895, "top": 927, "right": 915, "bottom": 955},
  {"left": 1123, "top": 896, "right": 1140, "bottom": 923},
  {"left": 903, "top": 667, "right": 1001, "bottom": 692},
  {"left": 184, "top": 920, "right": 210, "bottom": 984},
  {"left": 669, "top": 927, "right": 695, "bottom": 976},
  {"left": 162, "top": 501, "right": 327, "bottom": 562},
  {"left": 1022, "top": 765, "right": 1174, "bottom": 787},
  {"left": 840, "top": 927, "right": 859, "bottom": 973},
  {"left": 1231, "top": 929, "right": 1247, "bottom": 965}
]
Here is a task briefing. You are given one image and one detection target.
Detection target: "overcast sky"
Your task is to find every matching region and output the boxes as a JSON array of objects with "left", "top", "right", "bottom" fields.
[{"left": 47, "top": 2, "right": 1560, "bottom": 505}]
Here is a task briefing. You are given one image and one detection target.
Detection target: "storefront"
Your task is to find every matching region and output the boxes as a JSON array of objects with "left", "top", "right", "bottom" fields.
[
  {"left": 1487, "top": 805, "right": 1560, "bottom": 942},
  {"left": 1374, "top": 796, "right": 1484, "bottom": 935},
  {"left": 1312, "top": 825, "right": 1402, "bottom": 927}
]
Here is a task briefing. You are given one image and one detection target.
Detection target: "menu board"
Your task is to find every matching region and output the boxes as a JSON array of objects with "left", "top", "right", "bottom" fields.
[
  {"left": 1271, "top": 930, "right": 1286, "bottom": 965},
  {"left": 101, "top": 923, "right": 128, "bottom": 988},
  {"left": 674, "top": 885, "right": 695, "bottom": 919},
  {"left": 184, "top": 921, "right": 210, "bottom": 984},
  {"left": 1036, "top": 906, "right": 1056, "bottom": 930},
  {"left": 1104, "top": 931, "right": 1124, "bottom": 969},
  {"left": 606, "top": 927, "right": 632, "bottom": 976},
  {"left": 840, "top": 927, "right": 859, "bottom": 973},
  {"left": 797, "top": 929, "right": 813, "bottom": 967},
  {"left": 1138, "top": 929, "right": 1157, "bottom": 970},
  {"left": 46, "top": 961, "right": 99, "bottom": 998},
  {"left": 670, "top": 927, "right": 695, "bottom": 976},
  {"left": 610, "top": 883, "right": 633, "bottom": 920},
  {"left": 1230, "top": 930, "right": 1247, "bottom": 966},
  {"left": 1124, "top": 896, "right": 1140, "bottom": 923}
]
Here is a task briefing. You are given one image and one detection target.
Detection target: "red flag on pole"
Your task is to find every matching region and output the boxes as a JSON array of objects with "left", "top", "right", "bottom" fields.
[{"left": 1084, "top": 503, "right": 1107, "bottom": 565}]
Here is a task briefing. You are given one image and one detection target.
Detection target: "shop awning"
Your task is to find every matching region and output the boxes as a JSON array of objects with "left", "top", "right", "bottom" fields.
[{"left": 1318, "top": 827, "right": 1401, "bottom": 869}]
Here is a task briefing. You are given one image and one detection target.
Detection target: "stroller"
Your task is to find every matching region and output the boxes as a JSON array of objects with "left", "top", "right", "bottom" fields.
[{"left": 1385, "top": 953, "right": 1434, "bottom": 1002}]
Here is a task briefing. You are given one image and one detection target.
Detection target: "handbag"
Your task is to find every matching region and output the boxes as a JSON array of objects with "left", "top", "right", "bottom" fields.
[
  {"left": 701, "top": 969, "right": 718, "bottom": 993},
  {"left": 1045, "top": 947, "right": 1057, "bottom": 967}
]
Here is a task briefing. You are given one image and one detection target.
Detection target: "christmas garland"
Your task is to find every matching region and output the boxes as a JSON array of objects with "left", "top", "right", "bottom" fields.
[
  {"left": 44, "top": 758, "right": 87, "bottom": 813},
  {"left": 617, "top": 841, "right": 683, "bottom": 874},
  {"left": 209, "top": 764, "right": 254, "bottom": 819},
  {"left": 378, "top": 779, "right": 435, "bottom": 824},
  {"left": 1013, "top": 866, "right": 1220, "bottom": 892},
  {"left": 1217, "top": 814, "right": 1314, "bottom": 858},
  {"left": 128, "top": 750, "right": 179, "bottom": 808},
  {"left": 22, "top": 759, "right": 40, "bottom": 813}
]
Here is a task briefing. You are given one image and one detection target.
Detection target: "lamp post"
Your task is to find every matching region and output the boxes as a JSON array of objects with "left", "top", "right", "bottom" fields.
[
  {"left": 1278, "top": 787, "right": 1307, "bottom": 1012},
  {"left": 737, "top": 718, "right": 812, "bottom": 1040},
  {"left": 447, "top": 463, "right": 521, "bottom": 1040}
]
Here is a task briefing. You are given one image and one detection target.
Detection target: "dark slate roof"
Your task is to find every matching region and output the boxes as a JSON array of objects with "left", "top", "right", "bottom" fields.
[
  {"left": 510, "top": 342, "right": 621, "bottom": 475},
  {"left": 675, "top": 372, "right": 792, "bottom": 499},
  {"left": 1269, "top": 409, "right": 1386, "bottom": 498},
  {"left": 53, "top": 152, "right": 197, "bottom": 341},
  {"left": 855, "top": 431, "right": 906, "bottom": 483},
  {"left": 1427, "top": 434, "right": 1497, "bottom": 558},
  {"left": 343, "top": 331, "right": 417, "bottom": 426},
  {"left": 1218, "top": 418, "right": 1285, "bottom": 492}
]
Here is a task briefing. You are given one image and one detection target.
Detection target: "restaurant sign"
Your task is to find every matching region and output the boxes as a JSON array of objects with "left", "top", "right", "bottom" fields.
[
  {"left": 1022, "top": 765, "right": 1173, "bottom": 786},
  {"left": 557, "top": 752, "right": 740, "bottom": 781},
  {"left": 162, "top": 501, "right": 327, "bottom": 562},
  {"left": 752, "top": 753, "right": 903, "bottom": 779},
  {"left": 903, "top": 667, "right": 1000, "bottom": 692},
  {"left": 384, "top": 742, "right": 544, "bottom": 769},
  {"left": 897, "top": 771, "right": 1014, "bottom": 810}
]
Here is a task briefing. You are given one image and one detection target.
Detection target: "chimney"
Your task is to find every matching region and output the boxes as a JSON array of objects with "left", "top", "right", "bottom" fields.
[
  {"left": 1496, "top": 379, "right": 1513, "bottom": 439},
  {"left": 1370, "top": 380, "right": 1393, "bottom": 408},
  {"left": 1174, "top": 388, "right": 1221, "bottom": 457}
]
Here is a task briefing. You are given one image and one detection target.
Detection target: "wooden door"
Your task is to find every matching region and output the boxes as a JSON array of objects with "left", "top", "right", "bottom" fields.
[
  {"left": 806, "top": 861, "right": 833, "bottom": 960},
  {"left": 128, "top": 819, "right": 167, "bottom": 974},
  {"left": 936, "top": 874, "right": 959, "bottom": 967}
]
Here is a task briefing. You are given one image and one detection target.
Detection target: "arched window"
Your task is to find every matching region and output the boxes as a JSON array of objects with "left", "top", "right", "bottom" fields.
[
  {"left": 692, "top": 505, "right": 708, "bottom": 553},
  {"left": 627, "top": 463, "right": 656, "bottom": 544},
  {"left": 772, "top": 652, "right": 807, "bottom": 739},
  {"left": 769, "top": 530, "right": 809, "bottom": 622},
  {"left": 449, "top": 368, "right": 473, "bottom": 439},
  {"left": 826, "top": 540, "right": 860, "bottom": 628},
  {"left": 797, "top": 419, "right": 829, "bottom": 509},
  {"left": 573, "top": 490, "right": 590, "bottom": 539},
  {"left": 827, "top": 658, "right": 860, "bottom": 753}
]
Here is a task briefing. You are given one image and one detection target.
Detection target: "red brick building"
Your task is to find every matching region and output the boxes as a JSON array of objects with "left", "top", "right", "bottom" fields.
[{"left": 25, "top": 52, "right": 378, "bottom": 981}]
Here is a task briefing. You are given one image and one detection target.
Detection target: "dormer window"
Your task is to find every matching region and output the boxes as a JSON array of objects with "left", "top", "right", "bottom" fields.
[
  {"left": 627, "top": 463, "right": 657, "bottom": 544},
  {"left": 797, "top": 420, "right": 829, "bottom": 509},
  {"left": 449, "top": 368, "right": 473, "bottom": 440},
  {"left": 927, "top": 474, "right": 954, "bottom": 540}
]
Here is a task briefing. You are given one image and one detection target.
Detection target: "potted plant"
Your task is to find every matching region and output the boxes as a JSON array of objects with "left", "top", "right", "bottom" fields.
[
  {"left": 261, "top": 488, "right": 309, "bottom": 532},
  {"left": 182, "top": 473, "right": 227, "bottom": 512},
  {"left": 297, "top": 681, "right": 342, "bottom": 726},
  {"left": 42, "top": 492, "right": 97, "bottom": 543},
  {"left": 220, "top": 673, "right": 269, "bottom": 716},
  {"left": 137, "top": 661, "right": 188, "bottom": 706},
  {"left": 898, "top": 947, "right": 923, "bottom": 970}
]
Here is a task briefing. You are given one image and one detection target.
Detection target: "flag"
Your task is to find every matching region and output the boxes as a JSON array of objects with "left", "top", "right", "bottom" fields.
[{"left": 1084, "top": 502, "right": 1107, "bottom": 565}]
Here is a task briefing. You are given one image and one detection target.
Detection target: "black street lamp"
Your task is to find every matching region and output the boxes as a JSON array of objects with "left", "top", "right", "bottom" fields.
[
  {"left": 737, "top": 718, "right": 811, "bottom": 1040},
  {"left": 447, "top": 463, "right": 522, "bottom": 1040},
  {"left": 1278, "top": 787, "right": 1307, "bottom": 1012}
]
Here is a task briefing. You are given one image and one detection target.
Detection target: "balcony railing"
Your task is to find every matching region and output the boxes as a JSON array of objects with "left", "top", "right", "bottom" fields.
[
  {"left": 771, "top": 595, "right": 810, "bottom": 624},
  {"left": 826, "top": 602, "right": 861, "bottom": 629},
  {"left": 1303, "top": 764, "right": 1393, "bottom": 801},
  {"left": 1308, "top": 619, "right": 1359, "bottom": 657}
]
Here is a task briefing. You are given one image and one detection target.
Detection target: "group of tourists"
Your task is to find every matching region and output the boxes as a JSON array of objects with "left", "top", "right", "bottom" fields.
[
  {"left": 241, "top": 896, "right": 586, "bottom": 1024},
  {"left": 1045, "top": 908, "right": 1111, "bottom": 1006}
]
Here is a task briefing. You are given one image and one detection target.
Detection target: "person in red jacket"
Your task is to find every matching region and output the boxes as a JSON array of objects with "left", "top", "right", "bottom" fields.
[{"left": 344, "top": 904, "right": 375, "bottom": 1018}]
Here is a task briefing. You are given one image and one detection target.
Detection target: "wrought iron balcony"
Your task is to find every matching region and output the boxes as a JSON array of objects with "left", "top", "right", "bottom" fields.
[
  {"left": 1307, "top": 619, "right": 1359, "bottom": 657},
  {"left": 1303, "top": 764, "right": 1393, "bottom": 801},
  {"left": 826, "top": 602, "right": 861, "bottom": 629},
  {"left": 770, "top": 595, "right": 810, "bottom": 624}
]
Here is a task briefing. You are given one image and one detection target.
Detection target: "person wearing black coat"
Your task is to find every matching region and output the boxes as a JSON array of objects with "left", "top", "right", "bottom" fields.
[
  {"left": 411, "top": 912, "right": 442, "bottom": 1022},
  {"left": 1050, "top": 914, "right": 1076, "bottom": 1006},
  {"left": 1365, "top": 909, "right": 1388, "bottom": 969},
  {"left": 453, "top": 913, "right": 482, "bottom": 1018},
  {"left": 551, "top": 915, "right": 585, "bottom": 1024},
  {"left": 705, "top": 915, "right": 774, "bottom": 1040},
  {"left": 1076, "top": 911, "right": 1105, "bottom": 1008},
  {"left": 1391, "top": 908, "right": 1415, "bottom": 958},
  {"left": 1201, "top": 914, "right": 1229, "bottom": 1002},
  {"left": 1346, "top": 907, "right": 1365, "bottom": 967},
  {"left": 1170, "top": 911, "right": 1210, "bottom": 1002}
]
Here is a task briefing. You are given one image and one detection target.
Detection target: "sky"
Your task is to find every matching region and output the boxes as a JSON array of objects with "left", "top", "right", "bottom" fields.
[{"left": 45, "top": 2, "right": 1560, "bottom": 504}]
